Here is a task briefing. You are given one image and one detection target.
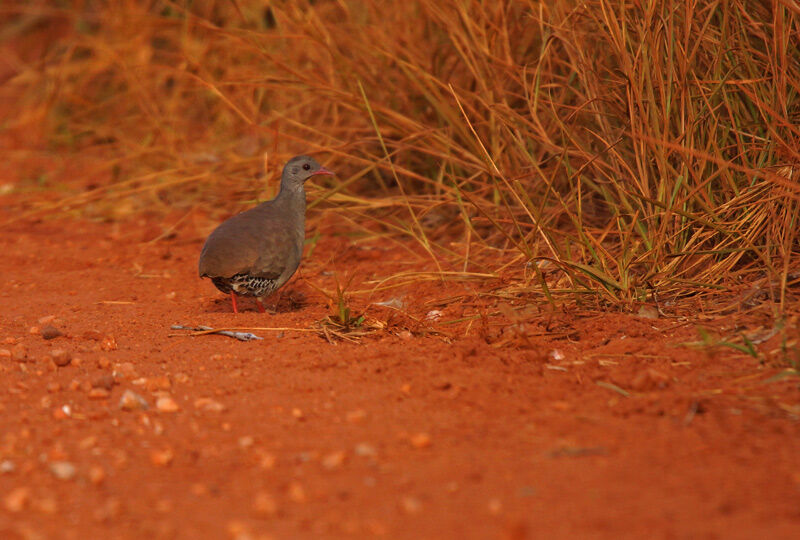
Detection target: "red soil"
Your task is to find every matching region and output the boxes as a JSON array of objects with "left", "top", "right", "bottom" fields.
[{"left": 0, "top": 207, "right": 799, "bottom": 539}]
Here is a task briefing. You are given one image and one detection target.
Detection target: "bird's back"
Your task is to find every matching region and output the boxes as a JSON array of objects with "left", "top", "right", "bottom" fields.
[{"left": 198, "top": 200, "right": 303, "bottom": 283}]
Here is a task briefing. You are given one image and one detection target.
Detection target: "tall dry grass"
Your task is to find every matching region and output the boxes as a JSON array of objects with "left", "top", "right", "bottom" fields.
[{"left": 2, "top": 0, "right": 799, "bottom": 308}]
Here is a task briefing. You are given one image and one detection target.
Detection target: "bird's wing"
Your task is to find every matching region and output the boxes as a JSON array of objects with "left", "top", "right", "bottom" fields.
[{"left": 198, "top": 210, "right": 267, "bottom": 278}]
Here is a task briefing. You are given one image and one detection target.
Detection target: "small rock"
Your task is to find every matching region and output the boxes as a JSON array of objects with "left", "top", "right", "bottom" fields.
[
  {"left": 345, "top": 409, "right": 367, "bottom": 423},
  {"left": 150, "top": 448, "right": 174, "bottom": 467},
  {"left": 0, "top": 348, "right": 10, "bottom": 358},
  {"left": 252, "top": 491, "right": 278, "bottom": 517},
  {"left": 191, "top": 483, "right": 209, "bottom": 496},
  {"left": 156, "top": 396, "right": 180, "bottom": 413},
  {"left": 38, "top": 315, "right": 57, "bottom": 325},
  {"left": 118, "top": 390, "right": 149, "bottom": 411},
  {"left": 488, "top": 498, "right": 503, "bottom": 515},
  {"left": 425, "top": 310, "right": 443, "bottom": 321},
  {"left": 3, "top": 486, "right": 30, "bottom": 512},
  {"left": 354, "top": 443, "right": 377, "bottom": 457},
  {"left": 88, "top": 465, "right": 105, "bottom": 484},
  {"left": 93, "top": 497, "right": 121, "bottom": 522},
  {"left": 410, "top": 432, "right": 431, "bottom": 449},
  {"left": 146, "top": 376, "right": 171, "bottom": 391},
  {"left": 291, "top": 408, "right": 304, "bottom": 420},
  {"left": 287, "top": 481, "right": 306, "bottom": 503},
  {"left": 257, "top": 451, "right": 277, "bottom": 470},
  {"left": 401, "top": 496, "right": 422, "bottom": 514},
  {"left": 91, "top": 374, "right": 115, "bottom": 391},
  {"left": 113, "top": 362, "right": 137, "bottom": 380},
  {"left": 83, "top": 330, "right": 104, "bottom": 341},
  {"left": 97, "top": 357, "right": 111, "bottom": 369},
  {"left": 636, "top": 305, "right": 659, "bottom": 319},
  {"left": 194, "top": 397, "right": 226, "bottom": 412},
  {"left": 49, "top": 461, "right": 77, "bottom": 480},
  {"left": 28, "top": 326, "right": 40, "bottom": 335},
  {"left": 46, "top": 382, "right": 61, "bottom": 393},
  {"left": 238, "top": 436, "right": 254, "bottom": 449},
  {"left": 11, "top": 344, "right": 27, "bottom": 361},
  {"left": 88, "top": 388, "right": 110, "bottom": 400},
  {"left": 50, "top": 349, "right": 72, "bottom": 367},
  {"left": 100, "top": 336, "right": 117, "bottom": 351},
  {"left": 0, "top": 460, "right": 16, "bottom": 474},
  {"left": 41, "top": 325, "right": 63, "bottom": 340},
  {"left": 36, "top": 495, "right": 58, "bottom": 514},
  {"left": 322, "top": 450, "right": 346, "bottom": 470}
]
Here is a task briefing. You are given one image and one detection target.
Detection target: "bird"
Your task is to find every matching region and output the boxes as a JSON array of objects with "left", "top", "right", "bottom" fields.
[{"left": 198, "top": 155, "right": 334, "bottom": 313}]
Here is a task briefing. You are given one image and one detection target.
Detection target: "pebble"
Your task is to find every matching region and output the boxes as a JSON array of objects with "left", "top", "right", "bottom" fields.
[
  {"left": 3, "top": 486, "right": 30, "bottom": 512},
  {"left": 113, "top": 362, "right": 137, "bottom": 379},
  {"left": 0, "top": 348, "right": 11, "bottom": 358},
  {"left": 252, "top": 491, "right": 278, "bottom": 517},
  {"left": 100, "top": 336, "right": 117, "bottom": 351},
  {"left": 257, "top": 451, "right": 277, "bottom": 470},
  {"left": 401, "top": 496, "right": 422, "bottom": 514},
  {"left": 287, "top": 481, "right": 306, "bottom": 503},
  {"left": 91, "top": 374, "right": 115, "bottom": 390},
  {"left": 291, "top": 408, "right": 304, "bottom": 420},
  {"left": 354, "top": 443, "right": 377, "bottom": 458},
  {"left": 11, "top": 344, "right": 27, "bottom": 361},
  {"left": 0, "top": 460, "right": 16, "bottom": 474},
  {"left": 88, "top": 388, "right": 110, "bottom": 400},
  {"left": 156, "top": 396, "right": 180, "bottom": 413},
  {"left": 49, "top": 461, "right": 77, "bottom": 480},
  {"left": 38, "top": 315, "right": 56, "bottom": 324},
  {"left": 410, "top": 432, "right": 431, "bottom": 449},
  {"left": 146, "top": 376, "right": 171, "bottom": 391},
  {"left": 637, "top": 305, "right": 660, "bottom": 319},
  {"left": 149, "top": 448, "right": 174, "bottom": 467},
  {"left": 118, "top": 390, "right": 149, "bottom": 411},
  {"left": 41, "top": 325, "right": 63, "bottom": 340},
  {"left": 97, "top": 357, "right": 111, "bottom": 369},
  {"left": 238, "top": 436, "right": 254, "bottom": 449},
  {"left": 194, "top": 397, "right": 226, "bottom": 412},
  {"left": 345, "top": 409, "right": 367, "bottom": 423},
  {"left": 488, "top": 498, "right": 503, "bottom": 515},
  {"left": 36, "top": 495, "right": 58, "bottom": 514},
  {"left": 29, "top": 326, "right": 40, "bottom": 335},
  {"left": 46, "top": 382, "right": 61, "bottom": 393},
  {"left": 50, "top": 348, "right": 72, "bottom": 367},
  {"left": 322, "top": 450, "right": 346, "bottom": 470}
]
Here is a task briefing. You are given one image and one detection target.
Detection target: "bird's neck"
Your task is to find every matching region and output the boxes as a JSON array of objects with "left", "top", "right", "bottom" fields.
[{"left": 275, "top": 183, "right": 306, "bottom": 211}]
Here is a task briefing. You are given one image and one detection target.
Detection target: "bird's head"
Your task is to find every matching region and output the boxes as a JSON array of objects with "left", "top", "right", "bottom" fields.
[{"left": 281, "top": 155, "right": 334, "bottom": 189}]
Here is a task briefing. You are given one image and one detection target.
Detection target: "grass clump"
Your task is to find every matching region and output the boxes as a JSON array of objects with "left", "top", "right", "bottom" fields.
[{"left": 1, "top": 0, "right": 798, "bottom": 310}]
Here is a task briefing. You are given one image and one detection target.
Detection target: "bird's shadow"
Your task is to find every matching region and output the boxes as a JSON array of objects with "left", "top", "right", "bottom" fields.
[{"left": 205, "top": 289, "right": 307, "bottom": 314}]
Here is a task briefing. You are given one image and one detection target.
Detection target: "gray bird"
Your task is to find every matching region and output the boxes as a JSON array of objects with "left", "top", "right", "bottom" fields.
[{"left": 198, "top": 155, "right": 334, "bottom": 313}]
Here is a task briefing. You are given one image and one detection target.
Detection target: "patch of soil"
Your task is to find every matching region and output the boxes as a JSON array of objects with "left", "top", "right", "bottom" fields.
[{"left": 0, "top": 209, "right": 798, "bottom": 539}]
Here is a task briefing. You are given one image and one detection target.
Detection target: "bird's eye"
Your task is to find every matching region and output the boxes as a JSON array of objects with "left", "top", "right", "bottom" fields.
[{"left": 302, "top": 163, "right": 311, "bottom": 171}]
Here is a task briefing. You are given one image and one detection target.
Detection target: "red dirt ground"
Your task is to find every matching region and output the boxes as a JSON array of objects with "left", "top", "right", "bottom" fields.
[{"left": 1, "top": 205, "right": 799, "bottom": 539}]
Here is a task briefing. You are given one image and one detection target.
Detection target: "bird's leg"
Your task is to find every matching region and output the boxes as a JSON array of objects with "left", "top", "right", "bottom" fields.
[
  {"left": 230, "top": 292, "right": 239, "bottom": 314},
  {"left": 255, "top": 298, "right": 266, "bottom": 313}
]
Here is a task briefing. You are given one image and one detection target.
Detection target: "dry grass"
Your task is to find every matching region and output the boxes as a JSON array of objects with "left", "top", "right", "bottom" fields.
[{"left": 1, "top": 0, "right": 799, "bottom": 310}]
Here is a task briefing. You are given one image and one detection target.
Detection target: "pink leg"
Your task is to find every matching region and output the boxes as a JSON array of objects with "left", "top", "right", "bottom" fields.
[
  {"left": 230, "top": 292, "right": 239, "bottom": 314},
  {"left": 255, "top": 298, "right": 266, "bottom": 313}
]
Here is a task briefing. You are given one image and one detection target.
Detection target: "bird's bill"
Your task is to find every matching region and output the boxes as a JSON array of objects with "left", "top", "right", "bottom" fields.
[{"left": 311, "top": 167, "right": 335, "bottom": 177}]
